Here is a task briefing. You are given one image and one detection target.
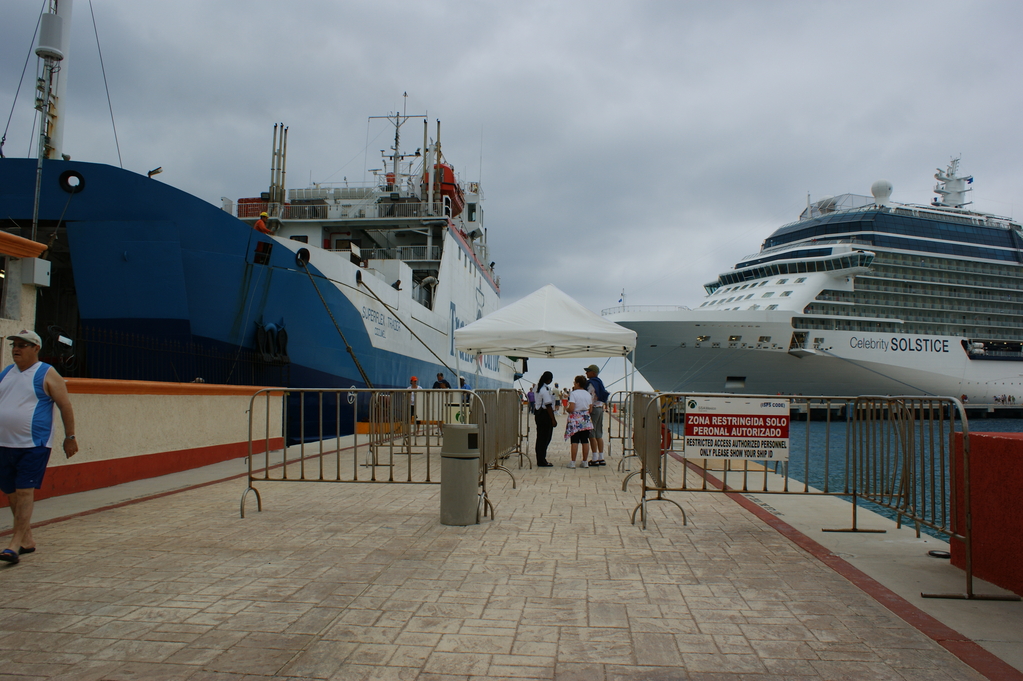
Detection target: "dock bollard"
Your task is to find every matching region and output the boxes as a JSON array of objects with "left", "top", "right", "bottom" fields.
[{"left": 440, "top": 424, "right": 481, "bottom": 525}]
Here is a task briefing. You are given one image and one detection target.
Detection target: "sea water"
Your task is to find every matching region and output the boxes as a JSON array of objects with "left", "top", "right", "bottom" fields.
[{"left": 780, "top": 418, "right": 1023, "bottom": 540}]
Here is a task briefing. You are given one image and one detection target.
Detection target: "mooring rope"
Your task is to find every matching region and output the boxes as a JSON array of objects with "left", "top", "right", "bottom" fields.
[{"left": 299, "top": 259, "right": 373, "bottom": 388}]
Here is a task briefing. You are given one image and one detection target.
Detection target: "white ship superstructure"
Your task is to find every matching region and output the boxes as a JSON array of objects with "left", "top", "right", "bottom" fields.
[
  {"left": 229, "top": 115, "right": 513, "bottom": 388},
  {"left": 606, "top": 160, "right": 1023, "bottom": 400}
]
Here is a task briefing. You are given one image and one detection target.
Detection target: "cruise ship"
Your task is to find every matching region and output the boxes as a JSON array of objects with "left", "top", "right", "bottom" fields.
[{"left": 605, "top": 160, "right": 1023, "bottom": 400}]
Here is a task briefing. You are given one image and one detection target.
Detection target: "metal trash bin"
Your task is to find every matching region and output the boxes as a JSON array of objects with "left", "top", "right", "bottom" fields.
[{"left": 440, "top": 424, "right": 480, "bottom": 526}]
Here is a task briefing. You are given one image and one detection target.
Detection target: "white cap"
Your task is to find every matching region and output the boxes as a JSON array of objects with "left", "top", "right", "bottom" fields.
[{"left": 7, "top": 329, "right": 42, "bottom": 346}]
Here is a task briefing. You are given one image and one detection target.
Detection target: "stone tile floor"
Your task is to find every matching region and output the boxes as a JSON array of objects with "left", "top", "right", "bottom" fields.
[{"left": 0, "top": 436, "right": 1008, "bottom": 680}]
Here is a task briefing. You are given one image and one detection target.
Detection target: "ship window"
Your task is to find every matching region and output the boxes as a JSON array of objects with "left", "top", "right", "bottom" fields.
[
  {"left": 780, "top": 291, "right": 793, "bottom": 297},
  {"left": 254, "top": 240, "right": 273, "bottom": 266},
  {"left": 696, "top": 335, "right": 710, "bottom": 342},
  {"left": 749, "top": 304, "right": 760, "bottom": 310},
  {"left": 758, "top": 336, "right": 771, "bottom": 343},
  {"left": 290, "top": 235, "right": 309, "bottom": 243},
  {"left": 762, "top": 292, "right": 775, "bottom": 298},
  {"left": 795, "top": 277, "right": 806, "bottom": 283},
  {"left": 728, "top": 335, "right": 741, "bottom": 342},
  {"left": 777, "top": 279, "right": 788, "bottom": 284},
  {"left": 767, "top": 304, "right": 779, "bottom": 310}
]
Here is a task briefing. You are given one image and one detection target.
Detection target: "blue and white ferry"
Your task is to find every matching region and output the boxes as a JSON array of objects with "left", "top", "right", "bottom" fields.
[{"left": 0, "top": 4, "right": 515, "bottom": 436}]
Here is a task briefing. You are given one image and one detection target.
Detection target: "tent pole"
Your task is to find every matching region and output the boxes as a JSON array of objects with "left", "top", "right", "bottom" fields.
[{"left": 629, "top": 349, "right": 637, "bottom": 394}]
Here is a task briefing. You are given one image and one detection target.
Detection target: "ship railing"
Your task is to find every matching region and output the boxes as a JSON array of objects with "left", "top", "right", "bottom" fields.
[
  {"left": 600, "top": 304, "right": 691, "bottom": 316},
  {"left": 374, "top": 201, "right": 448, "bottom": 219},
  {"left": 235, "top": 199, "right": 452, "bottom": 221},
  {"left": 626, "top": 392, "right": 1018, "bottom": 602},
  {"left": 349, "top": 245, "right": 443, "bottom": 262},
  {"left": 241, "top": 387, "right": 525, "bottom": 522},
  {"left": 282, "top": 204, "right": 328, "bottom": 220}
]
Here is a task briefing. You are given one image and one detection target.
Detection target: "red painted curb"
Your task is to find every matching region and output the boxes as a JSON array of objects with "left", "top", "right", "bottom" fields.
[{"left": 0, "top": 445, "right": 348, "bottom": 537}]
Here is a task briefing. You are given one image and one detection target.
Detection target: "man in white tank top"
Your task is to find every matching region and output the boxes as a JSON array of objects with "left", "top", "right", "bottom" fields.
[{"left": 0, "top": 330, "right": 77, "bottom": 565}]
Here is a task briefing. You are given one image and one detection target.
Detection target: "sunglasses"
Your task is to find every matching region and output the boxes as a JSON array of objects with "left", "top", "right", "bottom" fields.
[{"left": 10, "top": 342, "right": 35, "bottom": 349}]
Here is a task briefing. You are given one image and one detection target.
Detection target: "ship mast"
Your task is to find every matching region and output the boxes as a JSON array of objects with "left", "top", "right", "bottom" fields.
[
  {"left": 369, "top": 94, "right": 425, "bottom": 195},
  {"left": 31, "top": 0, "right": 73, "bottom": 242},
  {"left": 932, "top": 156, "right": 973, "bottom": 209}
]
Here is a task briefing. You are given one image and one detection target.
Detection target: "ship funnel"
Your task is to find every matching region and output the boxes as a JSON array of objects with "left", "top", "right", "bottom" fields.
[{"left": 871, "top": 180, "right": 893, "bottom": 206}]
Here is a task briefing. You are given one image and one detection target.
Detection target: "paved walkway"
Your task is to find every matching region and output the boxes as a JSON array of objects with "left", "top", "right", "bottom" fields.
[{"left": 1, "top": 434, "right": 1021, "bottom": 680}]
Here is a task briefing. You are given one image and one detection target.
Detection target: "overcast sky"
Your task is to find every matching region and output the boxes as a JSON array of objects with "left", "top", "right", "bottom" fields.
[{"left": 3, "top": 0, "right": 1021, "bottom": 387}]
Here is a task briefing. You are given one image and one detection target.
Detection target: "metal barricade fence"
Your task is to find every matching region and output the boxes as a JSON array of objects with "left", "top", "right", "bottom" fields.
[
  {"left": 518, "top": 397, "right": 532, "bottom": 465},
  {"left": 241, "top": 387, "right": 497, "bottom": 520},
  {"left": 471, "top": 389, "right": 527, "bottom": 485},
  {"left": 629, "top": 392, "right": 1018, "bottom": 601},
  {"left": 607, "top": 391, "right": 636, "bottom": 470}
]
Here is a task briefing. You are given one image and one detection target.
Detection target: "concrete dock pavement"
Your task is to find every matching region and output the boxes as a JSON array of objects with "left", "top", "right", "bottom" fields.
[{"left": 0, "top": 434, "right": 1020, "bottom": 680}]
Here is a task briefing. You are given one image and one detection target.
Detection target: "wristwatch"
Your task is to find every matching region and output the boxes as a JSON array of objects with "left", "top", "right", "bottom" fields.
[{"left": 65, "top": 435, "right": 75, "bottom": 440}]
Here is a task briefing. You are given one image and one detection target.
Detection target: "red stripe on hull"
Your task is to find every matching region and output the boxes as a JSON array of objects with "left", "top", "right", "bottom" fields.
[{"left": 0, "top": 438, "right": 283, "bottom": 508}]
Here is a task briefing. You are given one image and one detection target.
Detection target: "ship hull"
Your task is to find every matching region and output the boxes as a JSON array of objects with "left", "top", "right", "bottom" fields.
[
  {"left": 612, "top": 310, "right": 1017, "bottom": 401},
  {"left": 0, "top": 158, "right": 514, "bottom": 402}
]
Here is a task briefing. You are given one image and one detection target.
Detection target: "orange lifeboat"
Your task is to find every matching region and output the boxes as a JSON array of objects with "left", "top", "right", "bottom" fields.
[{"left": 422, "top": 163, "right": 465, "bottom": 217}]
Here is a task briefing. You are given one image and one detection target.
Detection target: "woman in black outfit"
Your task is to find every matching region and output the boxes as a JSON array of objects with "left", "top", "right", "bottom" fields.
[{"left": 534, "top": 371, "right": 557, "bottom": 467}]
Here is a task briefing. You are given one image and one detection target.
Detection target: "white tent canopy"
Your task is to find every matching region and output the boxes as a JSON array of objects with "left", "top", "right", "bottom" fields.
[{"left": 453, "top": 284, "right": 637, "bottom": 358}]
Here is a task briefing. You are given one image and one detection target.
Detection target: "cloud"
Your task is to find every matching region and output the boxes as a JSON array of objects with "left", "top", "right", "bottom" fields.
[{"left": 3, "top": 0, "right": 1021, "bottom": 326}]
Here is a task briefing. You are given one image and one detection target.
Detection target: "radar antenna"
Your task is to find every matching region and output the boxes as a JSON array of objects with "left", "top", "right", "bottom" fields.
[{"left": 932, "top": 156, "right": 973, "bottom": 209}]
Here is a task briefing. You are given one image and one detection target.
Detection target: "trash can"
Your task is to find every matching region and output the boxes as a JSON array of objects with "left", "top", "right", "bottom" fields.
[{"left": 440, "top": 424, "right": 480, "bottom": 526}]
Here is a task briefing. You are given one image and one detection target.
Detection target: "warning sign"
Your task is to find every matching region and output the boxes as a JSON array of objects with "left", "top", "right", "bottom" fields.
[{"left": 682, "top": 397, "right": 790, "bottom": 460}]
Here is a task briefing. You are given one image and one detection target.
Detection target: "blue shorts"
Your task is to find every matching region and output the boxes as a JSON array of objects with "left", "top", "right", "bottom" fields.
[{"left": 0, "top": 446, "right": 53, "bottom": 494}]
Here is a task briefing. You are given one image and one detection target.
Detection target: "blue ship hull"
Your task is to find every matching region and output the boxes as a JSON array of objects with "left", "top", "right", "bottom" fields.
[{"left": 0, "top": 158, "right": 509, "bottom": 437}]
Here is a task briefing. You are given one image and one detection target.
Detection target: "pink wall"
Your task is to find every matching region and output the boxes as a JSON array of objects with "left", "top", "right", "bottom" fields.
[{"left": 951, "top": 432, "right": 1023, "bottom": 596}]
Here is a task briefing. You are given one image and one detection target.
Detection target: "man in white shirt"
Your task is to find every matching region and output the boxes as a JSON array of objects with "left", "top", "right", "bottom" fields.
[
  {"left": 0, "top": 330, "right": 77, "bottom": 565},
  {"left": 585, "top": 364, "right": 608, "bottom": 465}
]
